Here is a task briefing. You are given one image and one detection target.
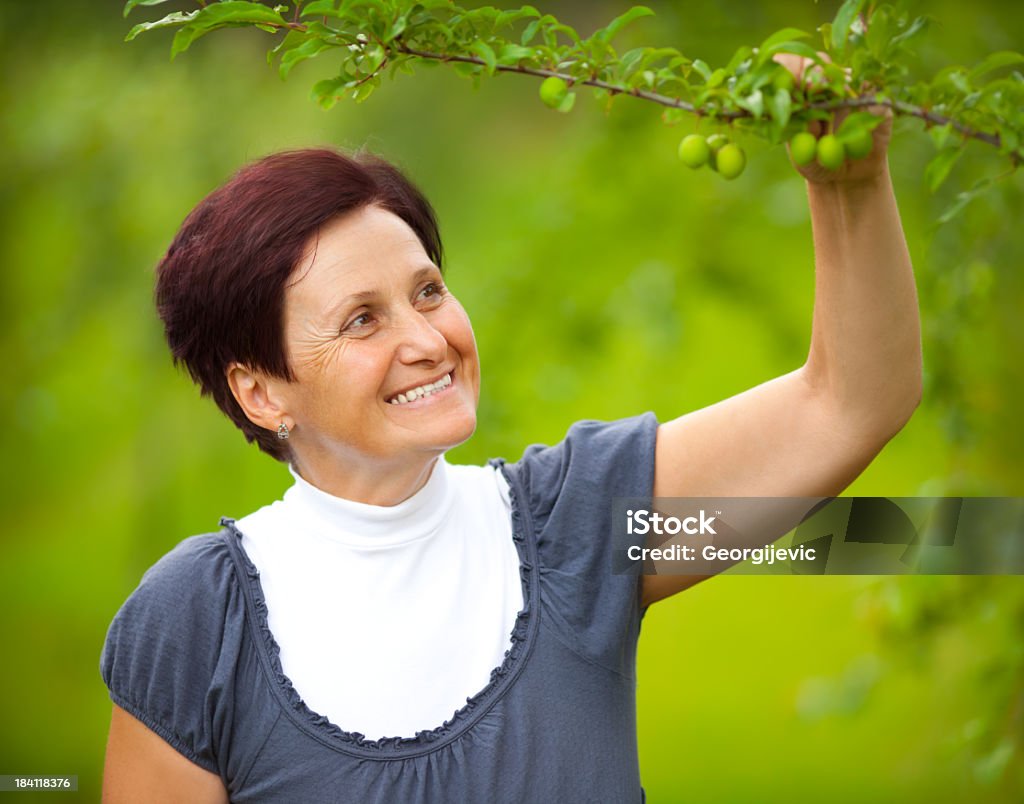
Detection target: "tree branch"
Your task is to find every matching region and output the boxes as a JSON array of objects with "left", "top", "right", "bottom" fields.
[{"left": 395, "top": 43, "right": 1010, "bottom": 152}]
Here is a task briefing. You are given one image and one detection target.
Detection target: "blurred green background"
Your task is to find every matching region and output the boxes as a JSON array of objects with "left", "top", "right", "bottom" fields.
[{"left": 1, "top": 0, "right": 1022, "bottom": 801}]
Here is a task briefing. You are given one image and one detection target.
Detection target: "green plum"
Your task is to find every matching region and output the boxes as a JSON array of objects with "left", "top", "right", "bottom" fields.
[
  {"left": 817, "top": 134, "right": 846, "bottom": 171},
  {"left": 789, "top": 131, "right": 817, "bottom": 167},
  {"left": 715, "top": 143, "right": 746, "bottom": 180},
  {"left": 678, "top": 134, "right": 710, "bottom": 169},
  {"left": 705, "top": 134, "right": 729, "bottom": 171},
  {"left": 539, "top": 76, "right": 568, "bottom": 109}
]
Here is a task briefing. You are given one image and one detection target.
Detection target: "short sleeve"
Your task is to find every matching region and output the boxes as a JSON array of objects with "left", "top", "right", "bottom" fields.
[
  {"left": 509, "top": 412, "right": 659, "bottom": 678},
  {"left": 100, "top": 533, "right": 244, "bottom": 775}
]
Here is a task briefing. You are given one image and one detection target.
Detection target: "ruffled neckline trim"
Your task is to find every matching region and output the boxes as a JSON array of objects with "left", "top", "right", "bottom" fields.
[{"left": 218, "top": 458, "right": 538, "bottom": 760}]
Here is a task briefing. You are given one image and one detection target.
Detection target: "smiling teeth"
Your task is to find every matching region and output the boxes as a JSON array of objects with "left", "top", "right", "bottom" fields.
[{"left": 390, "top": 373, "right": 452, "bottom": 405}]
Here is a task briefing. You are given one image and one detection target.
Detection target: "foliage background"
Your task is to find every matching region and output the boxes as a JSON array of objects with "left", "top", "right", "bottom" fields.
[{"left": 0, "top": 0, "right": 1021, "bottom": 801}]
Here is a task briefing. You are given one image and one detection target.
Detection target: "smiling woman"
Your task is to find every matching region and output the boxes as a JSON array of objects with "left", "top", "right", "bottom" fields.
[
  {"left": 101, "top": 147, "right": 659, "bottom": 803},
  {"left": 100, "top": 111, "right": 922, "bottom": 800},
  {"left": 227, "top": 205, "right": 481, "bottom": 503}
]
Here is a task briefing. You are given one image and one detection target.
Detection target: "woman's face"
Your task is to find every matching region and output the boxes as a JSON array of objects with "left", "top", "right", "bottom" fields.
[{"left": 276, "top": 205, "right": 480, "bottom": 474}]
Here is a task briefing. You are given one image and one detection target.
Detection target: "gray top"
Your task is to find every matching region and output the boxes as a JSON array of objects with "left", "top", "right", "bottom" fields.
[{"left": 100, "top": 413, "right": 658, "bottom": 803}]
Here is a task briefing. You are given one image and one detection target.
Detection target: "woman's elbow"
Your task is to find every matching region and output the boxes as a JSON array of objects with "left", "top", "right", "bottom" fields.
[{"left": 871, "top": 374, "right": 923, "bottom": 443}]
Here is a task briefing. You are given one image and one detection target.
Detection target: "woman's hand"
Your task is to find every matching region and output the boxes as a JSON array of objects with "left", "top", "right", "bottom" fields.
[{"left": 772, "top": 52, "right": 892, "bottom": 187}]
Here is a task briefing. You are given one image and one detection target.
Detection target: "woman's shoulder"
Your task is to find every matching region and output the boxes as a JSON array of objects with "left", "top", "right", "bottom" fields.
[
  {"left": 128, "top": 528, "right": 239, "bottom": 607},
  {"left": 102, "top": 526, "right": 247, "bottom": 673},
  {"left": 499, "top": 412, "right": 659, "bottom": 516},
  {"left": 103, "top": 527, "right": 245, "bottom": 656}
]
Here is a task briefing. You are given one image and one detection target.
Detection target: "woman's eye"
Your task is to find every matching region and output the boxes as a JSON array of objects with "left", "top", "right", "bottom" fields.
[
  {"left": 345, "top": 312, "right": 373, "bottom": 331},
  {"left": 420, "top": 282, "right": 446, "bottom": 301}
]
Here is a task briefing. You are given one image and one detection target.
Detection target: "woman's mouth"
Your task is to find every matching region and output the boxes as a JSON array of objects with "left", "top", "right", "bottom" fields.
[{"left": 386, "top": 371, "right": 454, "bottom": 406}]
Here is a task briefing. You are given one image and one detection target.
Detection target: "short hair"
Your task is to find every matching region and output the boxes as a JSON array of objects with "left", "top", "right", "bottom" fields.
[{"left": 155, "top": 147, "right": 445, "bottom": 461}]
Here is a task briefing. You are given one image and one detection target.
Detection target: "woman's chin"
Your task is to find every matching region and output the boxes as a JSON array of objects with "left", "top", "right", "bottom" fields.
[{"left": 433, "top": 412, "right": 477, "bottom": 451}]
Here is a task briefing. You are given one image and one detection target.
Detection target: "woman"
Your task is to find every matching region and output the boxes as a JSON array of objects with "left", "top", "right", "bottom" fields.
[{"left": 101, "top": 57, "right": 921, "bottom": 802}]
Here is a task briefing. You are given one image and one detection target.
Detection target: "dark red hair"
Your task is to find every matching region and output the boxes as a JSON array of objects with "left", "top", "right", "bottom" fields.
[{"left": 155, "top": 147, "right": 445, "bottom": 461}]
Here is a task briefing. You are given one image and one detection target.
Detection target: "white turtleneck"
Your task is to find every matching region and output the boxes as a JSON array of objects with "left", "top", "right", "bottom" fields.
[{"left": 234, "top": 456, "right": 523, "bottom": 740}]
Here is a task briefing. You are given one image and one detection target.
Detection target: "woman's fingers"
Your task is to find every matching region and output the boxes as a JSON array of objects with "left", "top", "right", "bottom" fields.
[
  {"left": 772, "top": 53, "right": 806, "bottom": 82},
  {"left": 768, "top": 52, "right": 892, "bottom": 183}
]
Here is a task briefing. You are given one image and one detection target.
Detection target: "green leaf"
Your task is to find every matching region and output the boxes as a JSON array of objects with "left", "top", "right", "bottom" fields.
[
  {"left": 925, "top": 148, "right": 963, "bottom": 193},
  {"left": 725, "top": 45, "right": 754, "bottom": 74},
  {"left": 759, "top": 27, "right": 812, "bottom": 53},
  {"left": 193, "top": 0, "right": 286, "bottom": 26},
  {"left": 386, "top": 15, "right": 408, "bottom": 42},
  {"left": 865, "top": 6, "right": 893, "bottom": 58},
  {"left": 550, "top": 23, "right": 582, "bottom": 46},
  {"left": 998, "top": 127, "right": 1020, "bottom": 155},
  {"left": 768, "top": 86, "right": 791, "bottom": 127},
  {"left": 836, "top": 111, "right": 885, "bottom": 135},
  {"left": 691, "top": 59, "right": 712, "bottom": 81},
  {"left": 831, "top": 0, "right": 866, "bottom": 52},
  {"left": 497, "top": 43, "right": 535, "bottom": 64},
  {"left": 125, "top": 10, "right": 197, "bottom": 42},
  {"left": 761, "top": 41, "right": 823, "bottom": 62},
  {"left": 469, "top": 40, "right": 497, "bottom": 76},
  {"left": 123, "top": 0, "right": 173, "bottom": 18},
  {"left": 168, "top": 1, "right": 287, "bottom": 58},
  {"left": 938, "top": 177, "right": 992, "bottom": 224},
  {"left": 556, "top": 92, "right": 576, "bottom": 113},
  {"left": 639, "top": 47, "right": 687, "bottom": 71},
  {"left": 969, "top": 51, "right": 1024, "bottom": 82},
  {"left": 707, "top": 68, "right": 727, "bottom": 89},
  {"left": 661, "top": 107, "right": 686, "bottom": 125},
  {"left": 928, "top": 123, "right": 954, "bottom": 150},
  {"left": 592, "top": 6, "right": 654, "bottom": 44},
  {"left": 890, "top": 15, "right": 930, "bottom": 48},
  {"left": 521, "top": 15, "right": 552, "bottom": 46},
  {"left": 353, "top": 77, "right": 380, "bottom": 103},
  {"left": 452, "top": 61, "right": 482, "bottom": 79},
  {"left": 268, "top": 26, "right": 306, "bottom": 65},
  {"left": 618, "top": 47, "right": 646, "bottom": 74},
  {"left": 736, "top": 88, "right": 764, "bottom": 118},
  {"left": 302, "top": 0, "right": 348, "bottom": 17},
  {"left": 390, "top": 56, "right": 416, "bottom": 78},
  {"left": 311, "top": 75, "right": 348, "bottom": 109},
  {"left": 495, "top": 7, "right": 541, "bottom": 30},
  {"left": 280, "top": 37, "right": 334, "bottom": 79},
  {"left": 170, "top": 25, "right": 205, "bottom": 58}
]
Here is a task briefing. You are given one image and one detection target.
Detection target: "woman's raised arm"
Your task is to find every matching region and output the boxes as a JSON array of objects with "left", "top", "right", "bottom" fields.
[
  {"left": 102, "top": 705, "right": 228, "bottom": 804},
  {"left": 642, "top": 60, "right": 922, "bottom": 607}
]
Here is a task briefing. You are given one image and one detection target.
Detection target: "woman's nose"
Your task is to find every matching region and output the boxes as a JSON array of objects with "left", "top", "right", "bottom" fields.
[{"left": 394, "top": 308, "right": 447, "bottom": 365}]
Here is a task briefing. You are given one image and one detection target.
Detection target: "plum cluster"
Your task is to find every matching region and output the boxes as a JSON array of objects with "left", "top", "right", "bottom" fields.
[
  {"left": 677, "top": 134, "right": 747, "bottom": 179},
  {"left": 677, "top": 125, "right": 875, "bottom": 180},
  {"left": 789, "top": 128, "right": 873, "bottom": 170}
]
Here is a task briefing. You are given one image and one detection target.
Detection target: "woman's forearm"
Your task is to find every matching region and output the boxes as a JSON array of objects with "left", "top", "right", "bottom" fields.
[{"left": 801, "top": 167, "right": 923, "bottom": 438}]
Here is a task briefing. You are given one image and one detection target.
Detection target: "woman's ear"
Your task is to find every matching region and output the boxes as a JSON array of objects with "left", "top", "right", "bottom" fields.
[{"left": 226, "top": 363, "right": 292, "bottom": 433}]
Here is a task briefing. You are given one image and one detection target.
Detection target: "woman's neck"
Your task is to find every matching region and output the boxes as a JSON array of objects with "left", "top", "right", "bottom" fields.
[{"left": 290, "top": 450, "right": 442, "bottom": 506}]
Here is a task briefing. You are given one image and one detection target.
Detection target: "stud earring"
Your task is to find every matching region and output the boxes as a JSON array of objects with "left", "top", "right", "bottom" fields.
[{"left": 277, "top": 422, "right": 290, "bottom": 440}]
